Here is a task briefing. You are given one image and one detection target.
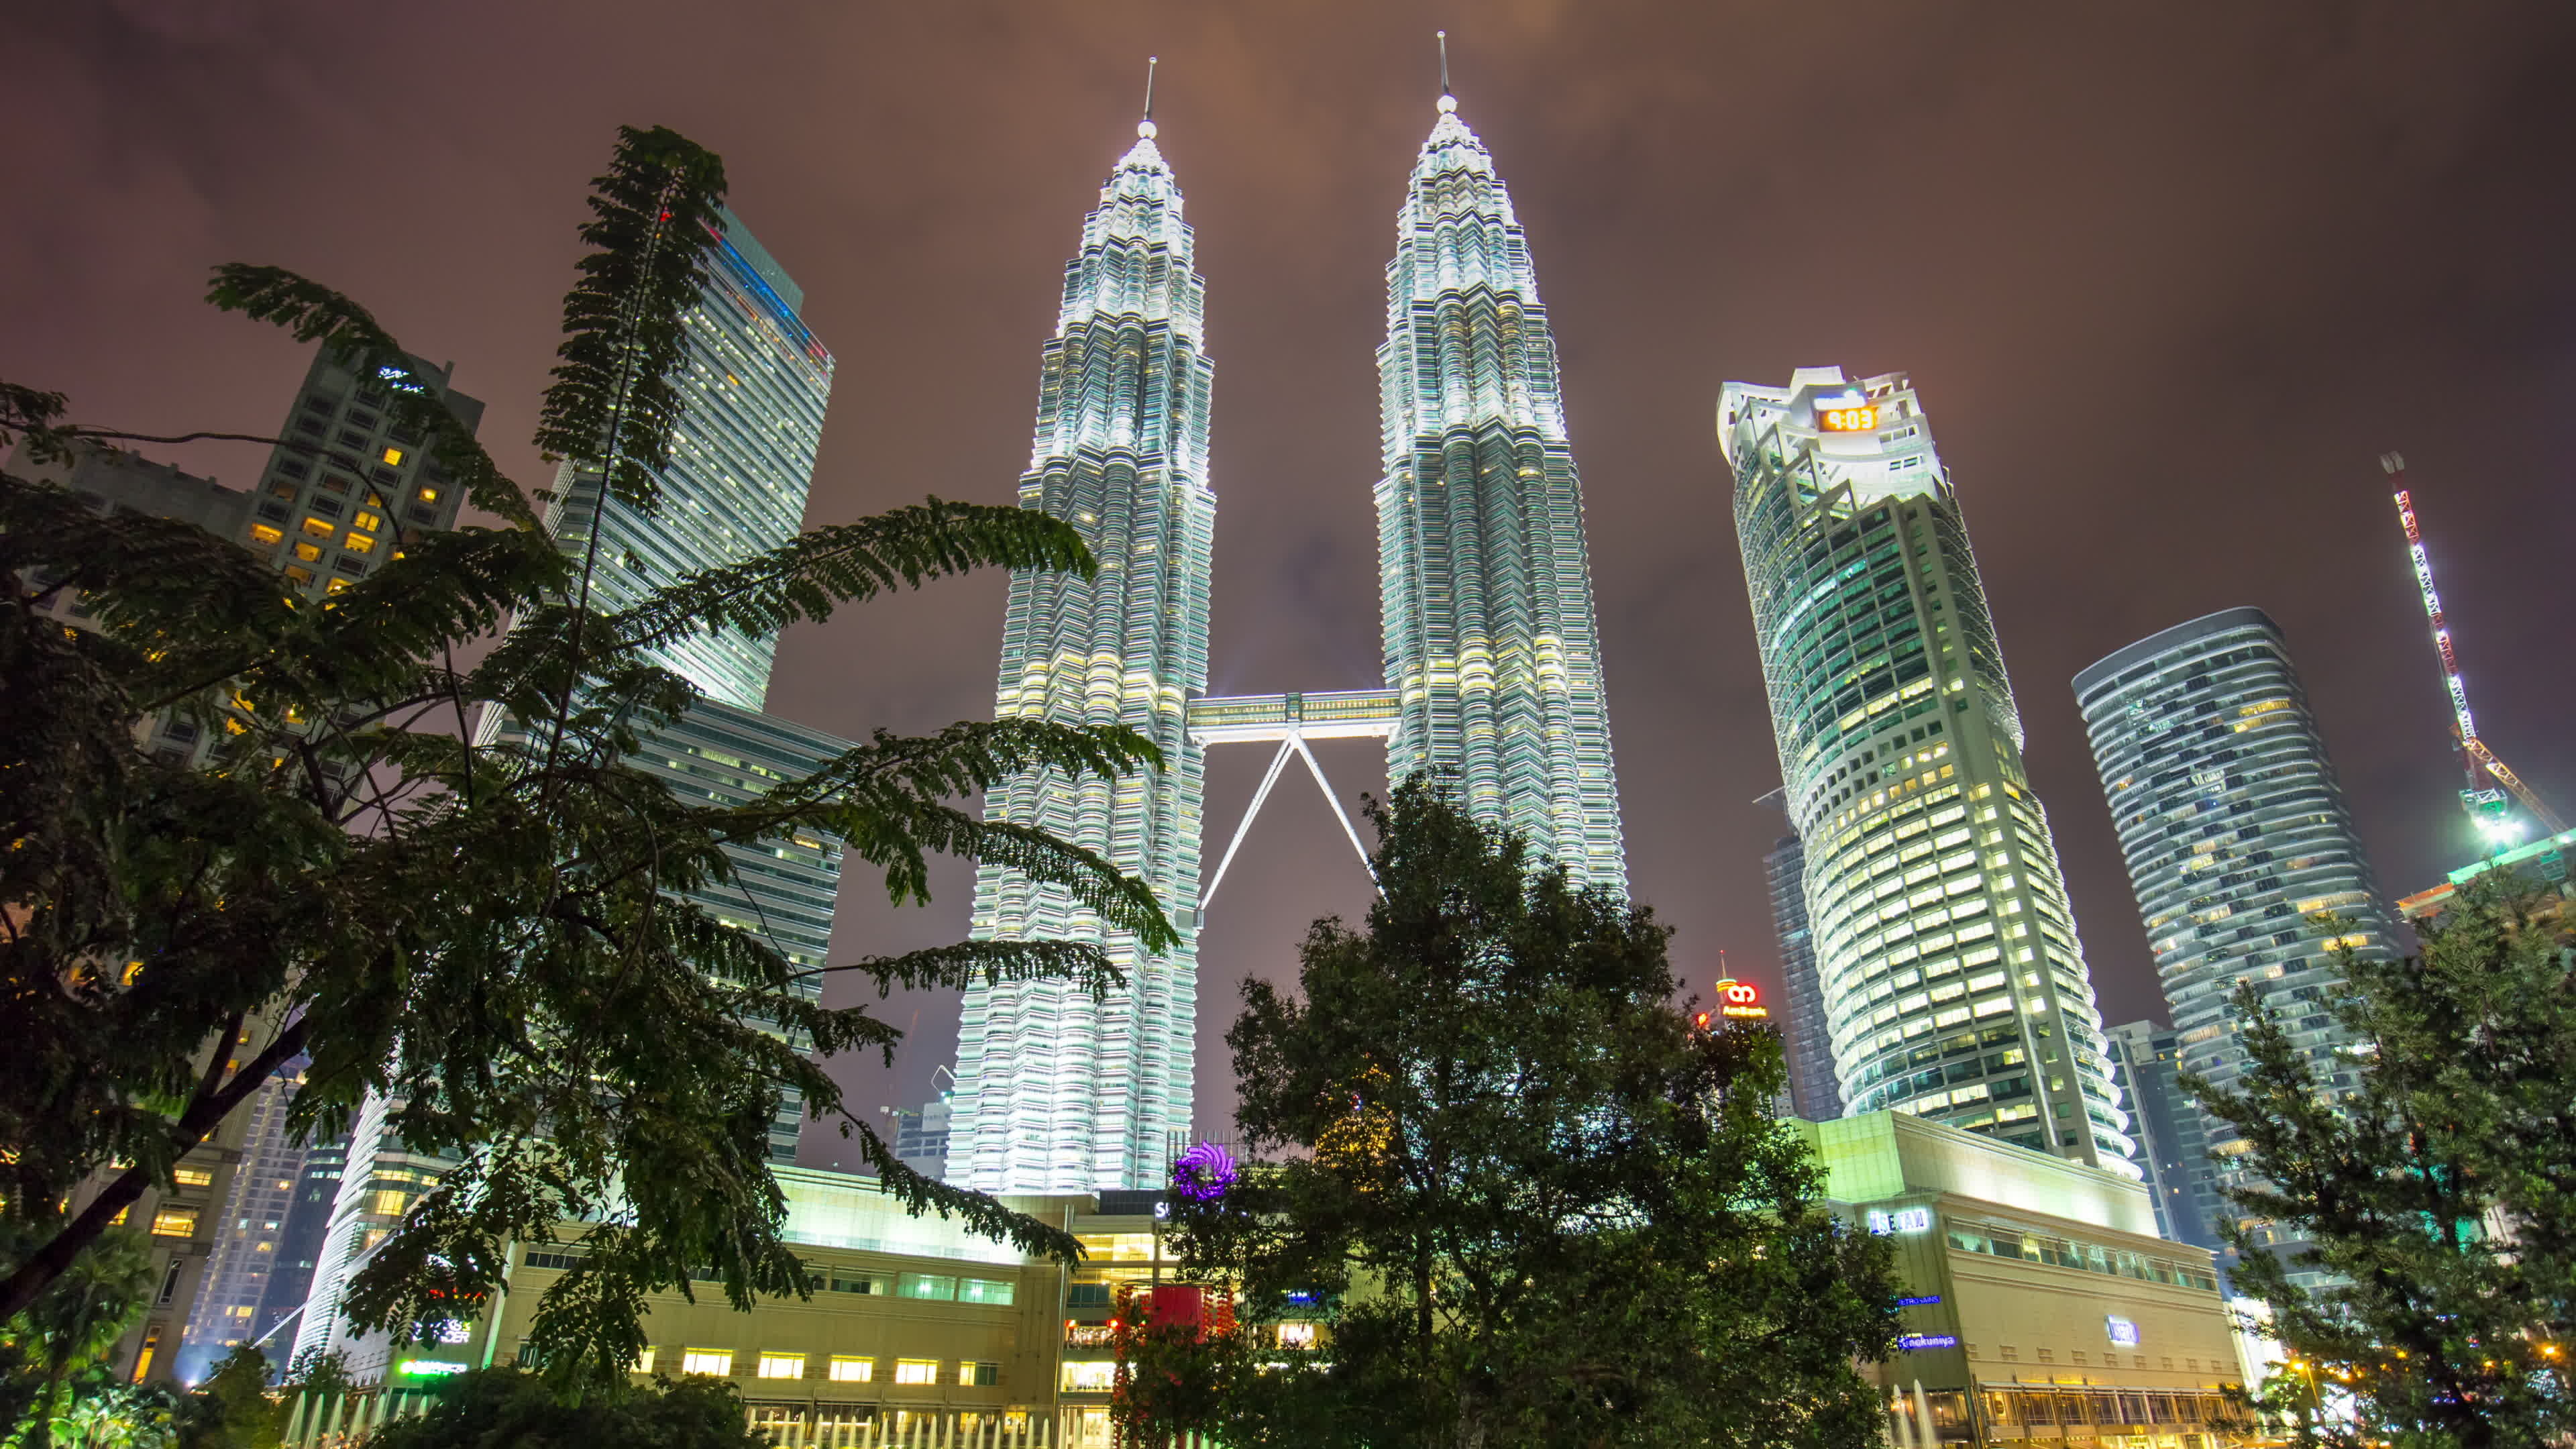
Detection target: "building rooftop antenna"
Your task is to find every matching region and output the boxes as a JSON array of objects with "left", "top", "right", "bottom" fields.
[
  {"left": 2381, "top": 451, "right": 2566, "bottom": 846},
  {"left": 1436, "top": 30, "right": 1457, "bottom": 112},
  {"left": 1138, "top": 56, "right": 1159, "bottom": 137}
]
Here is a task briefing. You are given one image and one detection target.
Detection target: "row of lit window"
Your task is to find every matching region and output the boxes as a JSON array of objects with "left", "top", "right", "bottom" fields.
[{"left": 639, "top": 1348, "right": 995, "bottom": 1386}]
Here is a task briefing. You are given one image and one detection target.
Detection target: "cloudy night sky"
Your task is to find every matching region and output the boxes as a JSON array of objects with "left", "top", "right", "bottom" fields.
[{"left": 10, "top": 1, "right": 2574, "bottom": 1159}]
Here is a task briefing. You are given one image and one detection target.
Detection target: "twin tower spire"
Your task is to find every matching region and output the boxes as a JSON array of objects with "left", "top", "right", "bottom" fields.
[{"left": 945, "top": 65, "right": 1625, "bottom": 1193}]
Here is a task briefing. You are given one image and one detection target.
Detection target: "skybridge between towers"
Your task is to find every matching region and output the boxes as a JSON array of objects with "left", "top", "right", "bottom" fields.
[{"left": 1187, "top": 689, "right": 1401, "bottom": 910}]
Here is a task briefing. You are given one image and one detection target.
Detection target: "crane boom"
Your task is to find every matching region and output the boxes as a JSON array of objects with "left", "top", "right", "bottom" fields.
[{"left": 2381, "top": 452, "right": 2568, "bottom": 841}]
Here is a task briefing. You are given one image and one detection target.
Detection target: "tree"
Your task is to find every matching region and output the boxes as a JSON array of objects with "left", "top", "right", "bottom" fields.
[
  {"left": 2185, "top": 873, "right": 2576, "bottom": 1449},
  {"left": 366, "top": 1367, "right": 765, "bottom": 1449},
  {"left": 0, "top": 123, "right": 1175, "bottom": 1383},
  {"left": 174, "top": 1346, "right": 281, "bottom": 1449},
  {"left": 0, "top": 1228, "right": 156, "bottom": 1448},
  {"left": 1152, "top": 777, "right": 1900, "bottom": 1449}
]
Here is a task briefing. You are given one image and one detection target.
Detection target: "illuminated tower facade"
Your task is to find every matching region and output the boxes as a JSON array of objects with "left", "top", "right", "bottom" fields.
[
  {"left": 2076, "top": 608, "right": 2398, "bottom": 1246},
  {"left": 947, "top": 115, "right": 1216, "bottom": 1193},
  {"left": 1373, "top": 93, "right": 1625, "bottom": 892},
  {"left": 1719, "top": 368, "right": 2135, "bottom": 1175}
]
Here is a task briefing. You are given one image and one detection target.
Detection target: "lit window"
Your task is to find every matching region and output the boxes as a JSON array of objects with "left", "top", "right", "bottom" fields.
[
  {"left": 366, "top": 1189, "right": 409, "bottom": 1216},
  {"left": 1277, "top": 1322, "right": 1317, "bottom": 1348},
  {"left": 958, "top": 1277, "right": 1016, "bottom": 1306},
  {"left": 354, "top": 510, "right": 384, "bottom": 531},
  {"left": 961, "top": 1360, "right": 1000, "bottom": 1387},
  {"left": 1060, "top": 1361, "right": 1116, "bottom": 1392},
  {"left": 828, "top": 1356, "right": 873, "bottom": 1383},
  {"left": 894, "top": 1359, "right": 939, "bottom": 1385},
  {"left": 294, "top": 543, "right": 322, "bottom": 563},
  {"left": 282, "top": 566, "right": 315, "bottom": 584},
  {"left": 417, "top": 485, "right": 439, "bottom": 502},
  {"left": 380, "top": 447, "right": 405, "bottom": 466},
  {"left": 755, "top": 1352, "right": 805, "bottom": 1380},
  {"left": 680, "top": 1348, "right": 734, "bottom": 1376},
  {"left": 323, "top": 577, "right": 352, "bottom": 594},
  {"left": 300, "top": 517, "right": 335, "bottom": 539},
  {"left": 898, "top": 1273, "right": 957, "bottom": 1301},
  {"left": 172, "top": 1167, "right": 214, "bottom": 1187},
  {"left": 631, "top": 1348, "right": 655, "bottom": 1375},
  {"left": 250, "top": 524, "right": 284, "bottom": 545},
  {"left": 150, "top": 1208, "right": 198, "bottom": 1238}
]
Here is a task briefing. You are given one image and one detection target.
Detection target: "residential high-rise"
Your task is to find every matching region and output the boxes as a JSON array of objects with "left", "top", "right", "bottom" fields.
[
  {"left": 946, "top": 110, "right": 1216, "bottom": 1194},
  {"left": 1374, "top": 91, "right": 1625, "bottom": 893},
  {"left": 239, "top": 350, "right": 480, "bottom": 596},
  {"left": 1719, "top": 368, "right": 2135, "bottom": 1175},
  {"left": 174, "top": 1073, "right": 310, "bottom": 1381},
  {"left": 2074, "top": 607, "right": 2400, "bottom": 1247},
  {"left": 2103, "top": 1020, "right": 2218, "bottom": 1252},
  {"left": 1765, "top": 833, "right": 1843, "bottom": 1120},
  {"left": 543, "top": 207, "right": 835, "bottom": 710}
]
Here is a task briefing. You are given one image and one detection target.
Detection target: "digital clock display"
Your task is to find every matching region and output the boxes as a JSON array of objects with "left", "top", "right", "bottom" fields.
[{"left": 1816, "top": 397, "right": 1877, "bottom": 433}]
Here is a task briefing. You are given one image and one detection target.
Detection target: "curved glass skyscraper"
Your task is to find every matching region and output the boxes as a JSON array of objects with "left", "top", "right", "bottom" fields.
[
  {"left": 1375, "top": 93, "right": 1625, "bottom": 893},
  {"left": 2074, "top": 607, "right": 2398, "bottom": 1240},
  {"left": 1720, "top": 368, "right": 2135, "bottom": 1175},
  {"left": 947, "top": 115, "right": 1216, "bottom": 1193}
]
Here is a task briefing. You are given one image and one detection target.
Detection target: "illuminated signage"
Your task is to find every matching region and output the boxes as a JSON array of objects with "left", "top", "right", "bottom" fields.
[
  {"left": 1867, "top": 1207, "right": 1933, "bottom": 1236},
  {"left": 2106, "top": 1316, "right": 2140, "bottom": 1348},
  {"left": 1171, "top": 1141, "right": 1238, "bottom": 1202},
  {"left": 1815, "top": 395, "right": 1877, "bottom": 433},
  {"left": 1898, "top": 1334, "right": 1960, "bottom": 1351},
  {"left": 398, "top": 1360, "right": 468, "bottom": 1377},
  {"left": 1713, "top": 977, "right": 1768, "bottom": 1020},
  {"left": 1896, "top": 1294, "right": 1943, "bottom": 1307}
]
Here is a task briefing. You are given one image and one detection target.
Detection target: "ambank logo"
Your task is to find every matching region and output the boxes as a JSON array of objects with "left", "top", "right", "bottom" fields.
[{"left": 1715, "top": 978, "right": 1768, "bottom": 1020}]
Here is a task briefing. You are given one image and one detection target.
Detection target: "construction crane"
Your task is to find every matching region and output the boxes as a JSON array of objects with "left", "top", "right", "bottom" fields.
[{"left": 2380, "top": 451, "right": 2567, "bottom": 845}]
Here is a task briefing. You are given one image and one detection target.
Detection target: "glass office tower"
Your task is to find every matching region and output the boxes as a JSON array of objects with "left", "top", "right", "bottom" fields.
[
  {"left": 1375, "top": 93, "right": 1625, "bottom": 893},
  {"left": 1765, "top": 833, "right": 1843, "bottom": 1120},
  {"left": 545, "top": 207, "right": 835, "bottom": 711},
  {"left": 2074, "top": 607, "right": 2398, "bottom": 1246},
  {"left": 1720, "top": 368, "right": 2135, "bottom": 1175},
  {"left": 946, "top": 113, "right": 1216, "bottom": 1193},
  {"left": 2103, "top": 1020, "right": 2218, "bottom": 1251}
]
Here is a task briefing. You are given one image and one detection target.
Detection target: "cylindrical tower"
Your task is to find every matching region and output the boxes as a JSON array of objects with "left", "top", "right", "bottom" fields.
[
  {"left": 2073, "top": 607, "right": 2400, "bottom": 1240},
  {"left": 1719, "top": 368, "right": 2136, "bottom": 1176}
]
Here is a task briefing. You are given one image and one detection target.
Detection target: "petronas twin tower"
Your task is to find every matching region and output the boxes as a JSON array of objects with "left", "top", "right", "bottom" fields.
[{"left": 947, "top": 88, "right": 1624, "bottom": 1193}]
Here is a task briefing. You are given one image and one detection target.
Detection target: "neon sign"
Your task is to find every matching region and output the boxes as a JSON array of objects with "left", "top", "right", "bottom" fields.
[
  {"left": 1898, "top": 1334, "right": 1959, "bottom": 1351},
  {"left": 1868, "top": 1207, "right": 1933, "bottom": 1236},
  {"left": 2106, "top": 1316, "right": 2140, "bottom": 1347},
  {"left": 1896, "top": 1294, "right": 1943, "bottom": 1307},
  {"left": 398, "top": 1360, "right": 467, "bottom": 1377},
  {"left": 1713, "top": 978, "right": 1768, "bottom": 1020}
]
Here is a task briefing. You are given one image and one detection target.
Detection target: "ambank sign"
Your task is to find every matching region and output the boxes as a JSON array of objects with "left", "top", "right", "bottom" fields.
[{"left": 1714, "top": 978, "right": 1768, "bottom": 1020}]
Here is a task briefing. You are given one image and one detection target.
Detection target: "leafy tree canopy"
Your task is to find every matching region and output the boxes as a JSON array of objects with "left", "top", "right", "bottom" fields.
[
  {"left": 2187, "top": 873, "right": 2576, "bottom": 1449},
  {"left": 1146, "top": 777, "right": 1900, "bottom": 1449},
  {"left": 0, "top": 123, "right": 1173, "bottom": 1385},
  {"left": 367, "top": 1367, "right": 766, "bottom": 1449}
]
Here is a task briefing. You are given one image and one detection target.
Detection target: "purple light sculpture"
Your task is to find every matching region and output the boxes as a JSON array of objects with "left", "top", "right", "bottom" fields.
[{"left": 1171, "top": 1141, "right": 1238, "bottom": 1201}]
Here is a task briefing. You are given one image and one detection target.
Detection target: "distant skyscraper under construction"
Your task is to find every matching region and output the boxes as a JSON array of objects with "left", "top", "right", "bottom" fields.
[
  {"left": 1719, "top": 368, "right": 2135, "bottom": 1177},
  {"left": 949, "top": 84, "right": 1628, "bottom": 1192}
]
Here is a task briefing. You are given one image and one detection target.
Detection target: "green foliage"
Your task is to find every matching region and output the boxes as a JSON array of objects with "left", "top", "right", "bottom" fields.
[
  {"left": 0, "top": 121, "right": 1173, "bottom": 1389},
  {"left": 367, "top": 1367, "right": 765, "bottom": 1449},
  {"left": 0, "top": 1230, "right": 156, "bottom": 1448},
  {"left": 174, "top": 1346, "right": 280, "bottom": 1449},
  {"left": 1152, "top": 777, "right": 1900, "bottom": 1448},
  {"left": 2185, "top": 873, "right": 2576, "bottom": 1449}
]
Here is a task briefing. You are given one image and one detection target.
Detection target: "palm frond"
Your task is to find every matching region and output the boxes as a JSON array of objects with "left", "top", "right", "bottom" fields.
[
  {"left": 606, "top": 499, "right": 1097, "bottom": 653},
  {"left": 800, "top": 939, "right": 1126, "bottom": 998},
  {"left": 531, "top": 125, "right": 729, "bottom": 511}
]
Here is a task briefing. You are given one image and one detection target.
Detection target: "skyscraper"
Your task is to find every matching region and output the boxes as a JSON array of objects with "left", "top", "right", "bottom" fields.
[
  {"left": 1765, "top": 833, "right": 1843, "bottom": 1120},
  {"left": 1719, "top": 368, "right": 2135, "bottom": 1175},
  {"left": 1375, "top": 91, "right": 1625, "bottom": 893},
  {"left": 945, "top": 111, "right": 1215, "bottom": 1193},
  {"left": 2102, "top": 1020, "right": 2218, "bottom": 1252},
  {"left": 240, "top": 351, "right": 480, "bottom": 597},
  {"left": 301, "top": 208, "right": 848, "bottom": 1366},
  {"left": 2074, "top": 607, "right": 2400, "bottom": 1246},
  {"left": 544, "top": 207, "right": 835, "bottom": 710}
]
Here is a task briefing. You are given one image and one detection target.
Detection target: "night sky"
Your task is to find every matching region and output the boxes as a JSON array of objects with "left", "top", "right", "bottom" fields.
[{"left": 11, "top": 3, "right": 2575, "bottom": 1159}]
